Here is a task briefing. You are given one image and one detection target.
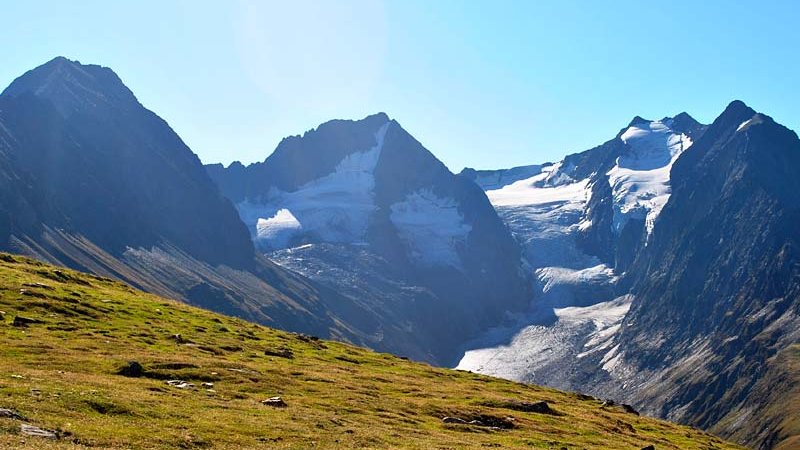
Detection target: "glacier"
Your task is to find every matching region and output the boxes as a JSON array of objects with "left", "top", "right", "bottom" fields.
[{"left": 456, "top": 116, "right": 694, "bottom": 387}]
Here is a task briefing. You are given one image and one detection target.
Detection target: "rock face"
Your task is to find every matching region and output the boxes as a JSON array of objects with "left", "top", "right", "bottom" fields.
[
  {"left": 207, "top": 114, "right": 532, "bottom": 364},
  {"left": 604, "top": 101, "right": 800, "bottom": 449},
  {"left": 0, "top": 57, "right": 253, "bottom": 269}
]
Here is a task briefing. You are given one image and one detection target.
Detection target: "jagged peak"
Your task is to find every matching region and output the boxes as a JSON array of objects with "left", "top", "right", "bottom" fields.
[
  {"left": 311, "top": 112, "right": 392, "bottom": 135},
  {"left": 723, "top": 99, "right": 755, "bottom": 116},
  {"left": 2, "top": 57, "right": 138, "bottom": 116},
  {"left": 627, "top": 115, "right": 651, "bottom": 127},
  {"left": 672, "top": 111, "right": 697, "bottom": 123},
  {"left": 706, "top": 100, "right": 759, "bottom": 135}
]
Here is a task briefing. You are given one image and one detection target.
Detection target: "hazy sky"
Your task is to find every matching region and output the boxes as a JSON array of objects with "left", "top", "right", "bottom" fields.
[{"left": 2, "top": 0, "right": 798, "bottom": 171}]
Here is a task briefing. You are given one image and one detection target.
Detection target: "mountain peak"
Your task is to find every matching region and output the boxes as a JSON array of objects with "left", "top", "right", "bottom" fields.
[
  {"left": 2, "top": 57, "right": 139, "bottom": 116},
  {"left": 627, "top": 115, "right": 650, "bottom": 127},
  {"left": 720, "top": 99, "right": 756, "bottom": 122}
]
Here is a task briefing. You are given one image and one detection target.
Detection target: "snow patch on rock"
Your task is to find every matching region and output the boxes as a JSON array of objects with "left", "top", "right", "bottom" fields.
[
  {"left": 487, "top": 165, "right": 589, "bottom": 208},
  {"left": 609, "top": 120, "right": 692, "bottom": 236},
  {"left": 736, "top": 114, "right": 764, "bottom": 133},
  {"left": 237, "top": 122, "right": 390, "bottom": 250},
  {"left": 390, "top": 189, "right": 472, "bottom": 268}
]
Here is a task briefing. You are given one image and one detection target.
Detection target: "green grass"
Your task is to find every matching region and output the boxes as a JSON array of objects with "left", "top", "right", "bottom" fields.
[{"left": 0, "top": 253, "right": 742, "bottom": 449}]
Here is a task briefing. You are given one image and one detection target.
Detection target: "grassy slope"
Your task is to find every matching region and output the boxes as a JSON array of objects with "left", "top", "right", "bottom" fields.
[
  {"left": 773, "top": 345, "right": 800, "bottom": 450},
  {"left": 715, "top": 343, "right": 800, "bottom": 450},
  {"left": 0, "top": 253, "right": 741, "bottom": 450}
]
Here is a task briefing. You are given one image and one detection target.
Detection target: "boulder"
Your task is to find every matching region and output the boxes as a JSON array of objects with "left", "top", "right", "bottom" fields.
[
  {"left": 510, "top": 400, "right": 555, "bottom": 414},
  {"left": 442, "top": 416, "right": 468, "bottom": 424},
  {"left": 12, "top": 316, "right": 43, "bottom": 327},
  {"left": 20, "top": 424, "right": 57, "bottom": 439},
  {"left": 622, "top": 404, "right": 639, "bottom": 415},
  {"left": 117, "top": 361, "right": 144, "bottom": 378},
  {"left": 264, "top": 347, "right": 294, "bottom": 359},
  {"left": 0, "top": 408, "right": 26, "bottom": 420},
  {"left": 262, "top": 396, "right": 287, "bottom": 408},
  {"left": 166, "top": 380, "right": 194, "bottom": 389}
]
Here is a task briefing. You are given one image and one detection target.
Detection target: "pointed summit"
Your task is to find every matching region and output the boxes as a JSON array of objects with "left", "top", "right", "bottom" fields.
[
  {"left": 715, "top": 100, "right": 757, "bottom": 127},
  {"left": 2, "top": 57, "right": 138, "bottom": 117},
  {"left": 627, "top": 115, "right": 651, "bottom": 127}
]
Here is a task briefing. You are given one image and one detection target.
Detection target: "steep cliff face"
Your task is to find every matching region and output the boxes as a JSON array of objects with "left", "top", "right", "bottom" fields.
[
  {"left": 0, "top": 57, "right": 255, "bottom": 268},
  {"left": 207, "top": 114, "right": 532, "bottom": 364},
  {"left": 606, "top": 101, "right": 800, "bottom": 448}
]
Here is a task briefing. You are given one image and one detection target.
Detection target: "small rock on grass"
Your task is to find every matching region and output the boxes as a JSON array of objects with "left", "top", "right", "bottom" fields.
[
  {"left": 442, "top": 416, "right": 468, "bottom": 424},
  {"left": 508, "top": 400, "right": 556, "bottom": 414},
  {"left": 117, "top": 361, "right": 144, "bottom": 378},
  {"left": 20, "top": 424, "right": 58, "bottom": 439},
  {"left": 0, "top": 408, "right": 26, "bottom": 420},
  {"left": 166, "top": 380, "right": 195, "bottom": 389},
  {"left": 261, "top": 396, "right": 287, "bottom": 407},
  {"left": 622, "top": 404, "right": 639, "bottom": 415},
  {"left": 12, "top": 316, "right": 43, "bottom": 327}
]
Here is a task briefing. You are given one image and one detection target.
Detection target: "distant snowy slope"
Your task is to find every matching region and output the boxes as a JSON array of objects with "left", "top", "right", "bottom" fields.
[{"left": 459, "top": 164, "right": 544, "bottom": 190}]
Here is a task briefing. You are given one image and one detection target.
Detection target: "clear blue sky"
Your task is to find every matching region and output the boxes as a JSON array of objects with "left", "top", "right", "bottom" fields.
[{"left": 1, "top": 0, "right": 798, "bottom": 171}]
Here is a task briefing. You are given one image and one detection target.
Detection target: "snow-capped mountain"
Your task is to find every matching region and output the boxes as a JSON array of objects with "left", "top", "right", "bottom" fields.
[
  {"left": 0, "top": 58, "right": 442, "bottom": 359},
  {"left": 455, "top": 113, "right": 705, "bottom": 389},
  {"left": 457, "top": 101, "right": 800, "bottom": 450},
  {"left": 606, "top": 101, "right": 800, "bottom": 448},
  {"left": 207, "top": 113, "right": 532, "bottom": 364}
]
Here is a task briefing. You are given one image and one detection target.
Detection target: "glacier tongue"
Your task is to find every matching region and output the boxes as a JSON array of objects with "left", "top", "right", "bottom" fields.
[{"left": 457, "top": 161, "right": 621, "bottom": 382}]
